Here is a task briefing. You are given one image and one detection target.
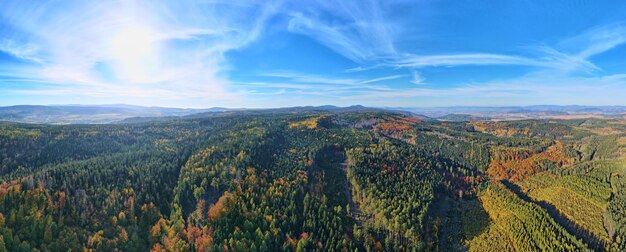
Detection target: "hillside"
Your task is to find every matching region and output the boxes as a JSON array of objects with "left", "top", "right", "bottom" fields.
[{"left": 0, "top": 110, "right": 625, "bottom": 251}]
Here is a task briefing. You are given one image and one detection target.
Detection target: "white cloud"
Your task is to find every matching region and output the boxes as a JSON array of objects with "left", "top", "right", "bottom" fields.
[
  {"left": 410, "top": 71, "right": 424, "bottom": 85},
  {"left": 560, "top": 22, "right": 626, "bottom": 59},
  {"left": 0, "top": 39, "right": 42, "bottom": 63},
  {"left": 261, "top": 71, "right": 399, "bottom": 89},
  {"left": 1, "top": 1, "right": 626, "bottom": 107},
  {"left": 335, "top": 71, "right": 626, "bottom": 107},
  {"left": 0, "top": 0, "right": 282, "bottom": 106},
  {"left": 359, "top": 74, "right": 405, "bottom": 84},
  {"left": 344, "top": 65, "right": 381, "bottom": 73},
  {"left": 287, "top": 0, "right": 396, "bottom": 62},
  {"left": 390, "top": 52, "right": 597, "bottom": 72},
  {"left": 285, "top": 1, "right": 624, "bottom": 77}
]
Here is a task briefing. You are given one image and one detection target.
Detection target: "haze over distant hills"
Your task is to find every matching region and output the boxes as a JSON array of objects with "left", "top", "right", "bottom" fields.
[
  {"left": 0, "top": 104, "right": 230, "bottom": 124},
  {"left": 2, "top": 104, "right": 626, "bottom": 124},
  {"left": 395, "top": 105, "right": 626, "bottom": 121},
  {"left": 0, "top": 104, "right": 378, "bottom": 124}
]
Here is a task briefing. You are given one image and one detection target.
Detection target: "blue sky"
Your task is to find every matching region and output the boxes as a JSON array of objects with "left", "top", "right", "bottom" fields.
[{"left": 1, "top": 0, "right": 626, "bottom": 108}]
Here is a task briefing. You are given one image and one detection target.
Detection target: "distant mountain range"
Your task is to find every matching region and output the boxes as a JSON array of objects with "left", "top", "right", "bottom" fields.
[
  {"left": 0, "top": 104, "right": 377, "bottom": 124},
  {"left": 0, "top": 104, "right": 230, "bottom": 124},
  {"left": 1, "top": 104, "right": 626, "bottom": 124},
  {"left": 391, "top": 105, "right": 626, "bottom": 121}
]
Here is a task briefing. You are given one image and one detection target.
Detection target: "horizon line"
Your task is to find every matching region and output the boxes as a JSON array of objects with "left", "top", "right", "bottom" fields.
[{"left": 2, "top": 103, "right": 626, "bottom": 110}]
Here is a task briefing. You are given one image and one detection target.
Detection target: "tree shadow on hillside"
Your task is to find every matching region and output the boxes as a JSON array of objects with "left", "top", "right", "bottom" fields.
[
  {"left": 502, "top": 180, "right": 607, "bottom": 250},
  {"left": 459, "top": 198, "right": 490, "bottom": 242},
  {"left": 427, "top": 195, "right": 490, "bottom": 252}
]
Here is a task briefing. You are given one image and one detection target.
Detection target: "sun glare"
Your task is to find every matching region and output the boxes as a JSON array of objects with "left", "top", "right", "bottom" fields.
[{"left": 109, "top": 26, "right": 161, "bottom": 83}]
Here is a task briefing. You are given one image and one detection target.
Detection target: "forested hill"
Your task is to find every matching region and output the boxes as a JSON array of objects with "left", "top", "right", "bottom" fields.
[{"left": 0, "top": 110, "right": 625, "bottom": 251}]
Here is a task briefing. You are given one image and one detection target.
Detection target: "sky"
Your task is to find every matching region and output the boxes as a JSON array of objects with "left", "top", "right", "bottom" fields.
[{"left": 1, "top": 0, "right": 626, "bottom": 108}]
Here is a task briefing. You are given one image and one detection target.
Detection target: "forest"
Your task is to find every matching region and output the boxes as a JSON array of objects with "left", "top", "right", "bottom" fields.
[{"left": 0, "top": 109, "right": 625, "bottom": 251}]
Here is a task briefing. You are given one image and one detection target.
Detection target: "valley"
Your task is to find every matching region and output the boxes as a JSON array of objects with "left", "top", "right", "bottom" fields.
[{"left": 0, "top": 109, "right": 625, "bottom": 251}]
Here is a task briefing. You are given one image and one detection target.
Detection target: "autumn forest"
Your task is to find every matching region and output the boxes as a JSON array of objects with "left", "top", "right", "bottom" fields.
[{"left": 1, "top": 108, "right": 626, "bottom": 251}]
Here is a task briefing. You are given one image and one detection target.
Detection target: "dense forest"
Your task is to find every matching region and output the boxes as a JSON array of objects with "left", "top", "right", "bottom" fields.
[{"left": 1, "top": 109, "right": 626, "bottom": 251}]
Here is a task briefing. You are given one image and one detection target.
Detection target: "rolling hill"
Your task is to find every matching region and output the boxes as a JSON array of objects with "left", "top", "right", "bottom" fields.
[{"left": 0, "top": 108, "right": 625, "bottom": 251}]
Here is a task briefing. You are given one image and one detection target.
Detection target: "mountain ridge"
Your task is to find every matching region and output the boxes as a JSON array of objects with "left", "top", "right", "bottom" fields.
[{"left": 2, "top": 104, "right": 626, "bottom": 124}]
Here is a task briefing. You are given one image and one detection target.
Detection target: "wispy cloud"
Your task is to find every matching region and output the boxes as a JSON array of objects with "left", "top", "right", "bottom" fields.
[
  {"left": 283, "top": 3, "right": 626, "bottom": 106},
  {"left": 0, "top": 0, "right": 282, "bottom": 106},
  {"left": 287, "top": 0, "right": 396, "bottom": 63},
  {"left": 410, "top": 71, "right": 424, "bottom": 85},
  {"left": 358, "top": 74, "right": 404, "bottom": 84},
  {"left": 261, "top": 71, "right": 401, "bottom": 87},
  {"left": 344, "top": 65, "right": 382, "bottom": 73},
  {"left": 287, "top": 1, "right": 624, "bottom": 75},
  {"left": 239, "top": 71, "right": 403, "bottom": 95},
  {"left": 390, "top": 51, "right": 597, "bottom": 72},
  {"left": 393, "top": 54, "right": 535, "bottom": 67},
  {"left": 339, "top": 72, "right": 626, "bottom": 106},
  {"left": 560, "top": 22, "right": 626, "bottom": 59},
  {"left": 0, "top": 39, "right": 42, "bottom": 63},
  {"left": 1, "top": 1, "right": 625, "bottom": 107}
]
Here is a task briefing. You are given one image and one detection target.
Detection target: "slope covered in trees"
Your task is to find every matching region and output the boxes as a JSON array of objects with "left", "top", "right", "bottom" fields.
[{"left": 0, "top": 110, "right": 626, "bottom": 251}]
